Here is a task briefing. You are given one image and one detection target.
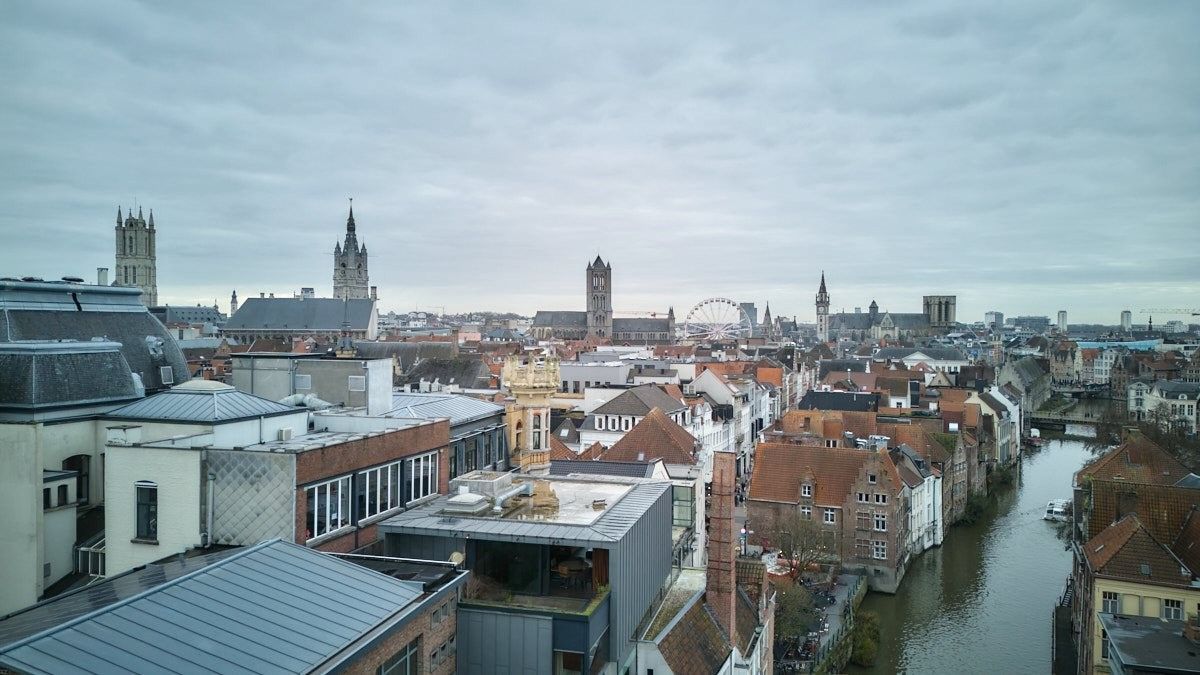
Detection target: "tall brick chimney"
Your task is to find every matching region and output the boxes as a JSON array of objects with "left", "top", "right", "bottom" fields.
[{"left": 707, "top": 448, "right": 737, "bottom": 646}]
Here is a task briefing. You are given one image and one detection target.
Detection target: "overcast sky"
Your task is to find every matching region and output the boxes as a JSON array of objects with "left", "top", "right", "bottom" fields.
[{"left": 2, "top": 2, "right": 1197, "bottom": 324}]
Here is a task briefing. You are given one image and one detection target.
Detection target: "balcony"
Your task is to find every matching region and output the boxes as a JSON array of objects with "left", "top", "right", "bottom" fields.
[{"left": 461, "top": 541, "right": 610, "bottom": 616}]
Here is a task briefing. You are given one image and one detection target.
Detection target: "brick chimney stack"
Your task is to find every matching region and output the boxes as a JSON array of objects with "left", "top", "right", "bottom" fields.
[{"left": 707, "top": 448, "right": 737, "bottom": 645}]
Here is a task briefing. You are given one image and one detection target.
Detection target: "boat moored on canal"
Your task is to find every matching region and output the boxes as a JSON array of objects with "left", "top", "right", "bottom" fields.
[{"left": 1044, "top": 499, "right": 1071, "bottom": 522}]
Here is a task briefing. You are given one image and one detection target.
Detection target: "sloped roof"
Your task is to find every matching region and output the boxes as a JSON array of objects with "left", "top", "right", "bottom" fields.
[
  {"left": 749, "top": 443, "right": 893, "bottom": 507},
  {"left": 105, "top": 380, "right": 296, "bottom": 422},
  {"left": 817, "top": 359, "right": 867, "bottom": 378},
  {"left": 1076, "top": 435, "right": 1190, "bottom": 486},
  {"left": 1009, "top": 357, "right": 1049, "bottom": 387},
  {"left": 658, "top": 594, "right": 731, "bottom": 674},
  {"left": 549, "top": 459, "right": 657, "bottom": 479},
  {"left": 603, "top": 408, "right": 698, "bottom": 465},
  {"left": 733, "top": 587, "right": 760, "bottom": 656},
  {"left": 386, "top": 392, "right": 503, "bottom": 426},
  {"left": 225, "top": 297, "right": 375, "bottom": 332},
  {"left": 0, "top": 343, "right": 142, "bottom": 410},
  {"left": 1084, "top": 515, "right": 1194, "bottom": 586},
  {"left": 798, "top": 390, "right": 879, "bottom": 412},
  {"left": 353, "top": 340, "right": 456, "bottom": 370},
  {"left": 398, "top": 356, "right": 490, "bottom": 388},
  {"left": 549, "top": 434, "right": 576, "bottom": 460},
  {"left": 150, "top": 305, "right": 224, "bottom": 325},
  {"left": 1086, "top": 481, "right": 1199, "bottom": 543},
  {"left": 593, "top": 384, "right": 685, "bottom": 416},
  {"left": 531, "top": 310, "right": 587, "bottom": 328},
  {"left": 613, "top": 317, "right": 671, "bottom": 332},
  {"left": 874, "top": 347, "right": 966, "bottom": 362},
  {"left": 0, "top": 540, "right": 432, "bottom": 675}
]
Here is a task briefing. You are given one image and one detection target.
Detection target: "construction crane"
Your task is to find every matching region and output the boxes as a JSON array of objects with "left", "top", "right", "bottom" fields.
[{"left": 1138, "top": 308, "right": 1200, "bottom": 316}]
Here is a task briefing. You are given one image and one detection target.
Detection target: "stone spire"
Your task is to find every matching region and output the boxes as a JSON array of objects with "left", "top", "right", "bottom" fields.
[
  {"left": 116, "top": 206, "right": 122, "bottom": 226},
  {"left": 148, "top": 209, "right": 155, "bottom": 228},
  {"left": 346, "top": 198, "right": 355, "bottom": 233}
]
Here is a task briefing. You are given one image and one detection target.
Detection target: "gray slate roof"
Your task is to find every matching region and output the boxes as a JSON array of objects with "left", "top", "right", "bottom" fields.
[
  {"left": 0, "top": 539, "right": 428, "bottom": 675},
  {"left": 549, "top": 459, "right": 658, "bottom": 478},
  {"left": 531, "top": 310, "right": 587, "bottom": 328},
  {"left": 353, "top": 340, "right": 456, "bottom": 371},
  {"left": 106, "top": 381, "right": 297, "bottom": 422},
  {"left": 225, "top": 297, "right": 375, "bottom": 332},
  {"left": 150, "top": 305, "right": 224, "bottom": 325},
  {"left": 818, "top": 359, "right": 868, "bottom": 379},
  {"left": 797, "top": 390, "right": 879, "bottom": 412},
  {"left": 0, "top": 344, "right": 141, "bottom": 409},
  {"left": 387, "top": 392, "right": 504, "bottom": 426},
  {"left": 1008, "top": 356, "right": 1049, "bottom": 387},
  {"left": 398, "top": 356, "right": 491, "bottom": 389},
  {"left": 613, "top": 318, "right": 671, "bottom": 333},
  {"left": 829, "top": 312, "right": 930, "bottom": 330},
  {"left": 592, "top": 385, "right": 685, "bottom": 416},
  {"left": 381, "top": 479, "right": 670, "bottom": 546},
  {"left": 873, "top": 347, "right": 967, "bottom": 362}
]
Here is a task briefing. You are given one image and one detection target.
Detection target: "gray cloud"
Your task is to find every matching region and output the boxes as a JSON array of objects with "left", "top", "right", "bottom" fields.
[{"left": 1, "top": 1, "right": 1197, "bottom": 324}]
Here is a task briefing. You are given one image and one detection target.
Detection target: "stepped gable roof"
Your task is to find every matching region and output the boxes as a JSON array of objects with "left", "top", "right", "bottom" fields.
[
  {"left": 531, "top": 310, "right": 587, "bottom": 327},
  {"left": 603, "top": 408, "right": 698, "bottom": 465},
  {"left": 1084, "top": 515, "right": 1195, "bottom": 586},
  {"left": 1172, "top": 507, "right": 1200, "bottom": 574},
  {"left": 593, "top": 384, "right": 685, "bottom": 416},
  {"left": 750, "top": 443, "right": 896, "bottom": 507},
  {"left": 225, "top": 297, "right": 374, "bottom": 332},
  {"left": 658, "top": 594, "right": 731, "bottom": 674},
  {"left": 105, "top": 380, "right": 296, "bottom": 423},
  {"left": 1076, "top": 435, "right": 1190, "bottom": 487}
]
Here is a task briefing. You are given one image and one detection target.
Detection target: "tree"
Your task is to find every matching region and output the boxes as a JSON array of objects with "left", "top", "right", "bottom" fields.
[
  {"left": 774, "top": 580, "right": 818, "bottom": 648},
  {"left": 851, "top": 611, "right": 880, "bottom": 667},
  {"left": 1090, "top": 399, "right": 1200, "bottom": 470},
  {"left": 770, "top": 511, "right": 836, "bottom": 580}
]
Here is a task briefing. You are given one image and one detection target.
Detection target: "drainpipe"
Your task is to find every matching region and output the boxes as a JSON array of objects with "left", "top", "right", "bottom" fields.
[{"left": 205, "top": 471, "right": 215, "bottom": 548}]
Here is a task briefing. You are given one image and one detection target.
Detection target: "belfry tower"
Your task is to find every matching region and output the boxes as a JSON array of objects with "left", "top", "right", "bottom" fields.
[
  {"left": 333, "top": 200, "right": 369, "bottom": 300},
  {"left": 586, "top": 256, "right": 612, "bottom": 339},
  {"left": 114, "top": 206, "right": 158, "bottom": 305},
  {"left": 815, "top": 272, "right": 830, "bottom": 342}
]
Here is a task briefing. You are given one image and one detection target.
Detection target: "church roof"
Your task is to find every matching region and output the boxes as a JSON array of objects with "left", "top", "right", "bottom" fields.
[
  {"left": 531, "top": 310, "right": 588, "bottom": 328},
  {"left": 613, "top": 317, "right": 671, "bottom": 332},
  {"left": 225, "top": 297, "right": 375, "bottom": 332}
]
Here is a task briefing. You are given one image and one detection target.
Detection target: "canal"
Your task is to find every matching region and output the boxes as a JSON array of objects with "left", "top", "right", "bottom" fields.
[{"left": 851, "top": 437, "right": 1097, "bottom": 675}]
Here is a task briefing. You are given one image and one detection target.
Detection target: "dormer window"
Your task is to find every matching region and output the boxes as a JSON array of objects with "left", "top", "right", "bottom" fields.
[{"left": 802, "top": 483, "right": 813, "bottom": 498}]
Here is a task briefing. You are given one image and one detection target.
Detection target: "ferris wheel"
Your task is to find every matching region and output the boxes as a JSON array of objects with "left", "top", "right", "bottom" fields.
[{"left": 683, "top": 297, "right": 753, "bottom": 341}]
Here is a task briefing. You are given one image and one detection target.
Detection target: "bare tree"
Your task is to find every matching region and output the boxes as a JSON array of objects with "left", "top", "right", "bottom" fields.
[{"left": 770, "top": 511, "right": 836, "bottom": 580}]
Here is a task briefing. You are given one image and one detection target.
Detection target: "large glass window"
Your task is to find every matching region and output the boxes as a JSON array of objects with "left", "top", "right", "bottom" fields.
[
  {"left": 378, "top": 636, "right": 419, "bottom": 675},
  {"left": 672, "top": 485, "right": 695, "bottom": 528},
  {"left": 135, "top": 481, "right": 158, "bottom": 540},
  {"left": 306, "top": 476, "right": 351, "bottom": 542},
  {"left": 405, "top": 451, "right": 438, "bottom": 504},
  {"left": 357, "top": 460, "right": 403, "bottom": 521},
  {"left": 1164, "top": 598, "right": 1183, "bottom": 620}
]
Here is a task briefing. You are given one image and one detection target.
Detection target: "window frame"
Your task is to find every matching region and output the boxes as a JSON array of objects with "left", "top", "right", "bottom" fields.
[
  {"left": 1101, "top": 591, "right": 1119, "bottom": 614},
  {"left": 305, "top": 475, "right": 352, "bottom": 543},
  {"left": 357, "top": 460, "right": 404, "bottom": 523},
  {"left": 405, "top": 451, "right": 439, "bottom": 505},
  {"left": 801, "top": 483, "right": 813, "bottom": 498},
  {"left": 135, "top": 480, "right": 158, "bottom": 541},
  {"left": 824, "top": 509, "right": 836, "bottom": 525},
  {"left": 1164, "top": 598, "right": 1183, "bottom": 620},
  {"left": 377, "top": 636, "right": 420, "bottom": 675},
  {"left": 874, "top": 512, "right": 887, "bottom": 532},
  {"left": 872, "top": 539, "right": 887, "bottom": 560}
]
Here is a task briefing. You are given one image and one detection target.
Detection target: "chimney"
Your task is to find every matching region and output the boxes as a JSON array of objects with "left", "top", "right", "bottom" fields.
[
  {"left": 707, "top": 448, "right": 737, "bottom": 646},
  {"left": 370, "top": 286, "right": 378, "bottom": 301},
  {"left": 260, "top": 292, "right": 265, "bottom": 298},
  {"left": 96, "top": 267, "right": 108, "bottom": 286}
]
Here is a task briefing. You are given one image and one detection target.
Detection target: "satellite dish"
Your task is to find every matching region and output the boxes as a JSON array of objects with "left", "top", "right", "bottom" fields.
[{"left": 448, "top": 551, "right": 465, "bottom": 566}]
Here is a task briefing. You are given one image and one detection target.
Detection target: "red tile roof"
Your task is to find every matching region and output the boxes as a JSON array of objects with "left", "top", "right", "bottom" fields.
[
  {"left": 749, "top": 442, "right": 898, "bottom": 507},
  {"left": 1172, "top": 507, "right": 1200, "bottom": 575},
  {"left": 602, "top": 408, "right": 698, "bottom": 465},
  {"left": 1076, "top": 435, "right": 1190, "bottom": 487},
  {"left": 1084, "top": 514, "right": 1195, "bottom": 586}
]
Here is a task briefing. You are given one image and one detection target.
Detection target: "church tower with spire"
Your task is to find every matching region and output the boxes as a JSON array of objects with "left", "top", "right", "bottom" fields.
[
  {"left": 586, "top": 256, "right": 613, "bottom": 339},
  {"left": 333, "top": 200, "right": 369, "bottom": 300},
  {"left": 114, "top": 205, "right": 158, "bottom": 305},
  {"left": 815, "top": 272, "right": 830, "bottom": 342}
]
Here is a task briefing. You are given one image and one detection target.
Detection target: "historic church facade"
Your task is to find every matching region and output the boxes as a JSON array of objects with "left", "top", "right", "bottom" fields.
[
  {"left": 114, "top": 206, "right": 158, "bottom": 306},
  {"left": 531, "top": 256, "right": 675, "bottom": 343},
  {"left": 333, "top": 202, "right": 369, "bottom": 300},
  {"left": 815, "top": 272, "right": 956, "bottom": 341}
]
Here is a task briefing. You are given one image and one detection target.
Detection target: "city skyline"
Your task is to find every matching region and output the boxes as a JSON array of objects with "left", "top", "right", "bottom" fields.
[{"left": 2, "top": 2, "right": 1198, "bottom": 323}]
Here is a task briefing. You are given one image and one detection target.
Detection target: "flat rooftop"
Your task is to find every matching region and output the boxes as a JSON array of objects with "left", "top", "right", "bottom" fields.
[{"left": 1099, "top": 613, "right": 1200, "bottom": 672}]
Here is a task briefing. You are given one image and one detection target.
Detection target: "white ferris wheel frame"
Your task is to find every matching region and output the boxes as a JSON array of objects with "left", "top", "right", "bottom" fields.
[{"left": 682, "top": 297, "right": 753, "bottom": 341}]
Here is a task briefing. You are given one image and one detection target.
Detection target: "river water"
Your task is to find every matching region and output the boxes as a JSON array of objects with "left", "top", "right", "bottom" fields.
[{"left": 850, "top": 437, "right": 1096, "bottom": 675}]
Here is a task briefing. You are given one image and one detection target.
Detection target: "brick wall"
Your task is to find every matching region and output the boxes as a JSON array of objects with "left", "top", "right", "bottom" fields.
[{"left": 344, "top": 594, "right": 459, "bottom": 675}]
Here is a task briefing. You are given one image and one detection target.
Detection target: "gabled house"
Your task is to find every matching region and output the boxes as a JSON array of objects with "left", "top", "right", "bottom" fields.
[{"left": 579, "top": 384, "right": 689, "bottom": 449}]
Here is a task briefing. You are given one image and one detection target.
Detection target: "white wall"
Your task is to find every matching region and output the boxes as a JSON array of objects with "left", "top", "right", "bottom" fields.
[
  {"left": 0, "top": 423, "right": 41, "bottom": 615},
  {"left": 42, "top": 493, "right": 76, "bottom": 589},
  {"left": 104, "top": 445, "right": 202, "bottom": 576}
]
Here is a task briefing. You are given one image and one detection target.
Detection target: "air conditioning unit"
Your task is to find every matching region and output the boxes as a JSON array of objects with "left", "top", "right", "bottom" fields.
[{"left": 277, "top": 428, "right": 294, "bottom": 441}]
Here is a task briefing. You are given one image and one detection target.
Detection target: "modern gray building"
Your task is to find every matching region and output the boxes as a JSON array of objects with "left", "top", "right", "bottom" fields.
[
  {"left": 385, "top": 392, "right": 509, "bottom": 478},
  {"left": 380, "top": 472, "right": 674, "bottom": 674}
]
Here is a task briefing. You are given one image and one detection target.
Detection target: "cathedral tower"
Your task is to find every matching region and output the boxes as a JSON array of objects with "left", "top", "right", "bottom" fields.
[
  {"left": 333, "top": 201, "right": 369, "bottom": 300},
  {"left": 815, "top": 272, "right": 830, "bottom": 342},
  {"left": 586, "top": 256, "right": 612, "bottom": 339},
  {"left": 114, "top": 206, "right": 158, "bottom": 305}
]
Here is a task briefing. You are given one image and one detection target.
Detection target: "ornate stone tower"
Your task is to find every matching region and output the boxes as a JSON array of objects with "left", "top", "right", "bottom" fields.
[
  {"left": 815, "top": 272, "right": 830, "bottom": 342},
  {"left": 333, "top": 201, "right": 369, "bottom": 300},
  {"left": 922, "top": 295, "right": 957, "bottom": 331},
  {"left": 502, "top": 354, "right": 560, "bottom": 475},
  {"left": 114, "top": 206, "right": 158, "bottom": 305},
  {"left": 586, "top": 255, "right": 613, "bottom": 339}
]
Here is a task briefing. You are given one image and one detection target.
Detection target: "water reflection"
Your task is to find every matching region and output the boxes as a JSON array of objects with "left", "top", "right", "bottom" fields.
[{"left": 851, "top": 439, "right": 1095, "bottom": 674}]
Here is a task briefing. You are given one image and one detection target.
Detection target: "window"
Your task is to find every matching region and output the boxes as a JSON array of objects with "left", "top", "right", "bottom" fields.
[
  {"left": 801, "top": 483, "right": 812, "bottom": 497},
  {"left": 1102, "top": 591, "right": 1119, "bottom": 614},
  {"left": 43, "top": 488, "right": 51, "bottom": 509},
  {"left": 855, "top": 538, "right": 870, "bottom": 558},
  {"left": 868, "top": 473, "right": 877, "bottom": 484},
  {"left": 378, "top": 636, "right": 419, "bottom": 675},
  {"left": 305, "top": 476, "right": 351, "bottom": 541},
  {"left": 58, "top": 484, "right": 68, "bottom": 505},
  {"left": 857, "top": 510, "right": 871, "bottom": 531},
  {"left": 874, "top": 513, "right": 887, "bottom": 532},
  {"left": 875, "top": 493, "right": 888, "bottom": 504},
  {"left": 1164, "top": 598, "right": 1183, "bottom": 620},
  {"left": 857, "top": 492, "right": 868, "bottom": 503},
  {"left": 357, "top": 461, "right": 402, "bottom": 521},
  {"left": 348, "top": 375, "right": 366, "bottom": 392},
  {"left": 135, "top": 481, "right": 158, "bottom": 541},
  {"left": 801, "top": 505, "right": 812, "bottom": 519},
  {"left": 1100, "top": 629, "right": 1109, "bottom": 660},
  {"left": 405, "top": 451, "right": 438, "bottom": 504},
  {"left": 483, "top": 434, "right": 493, "bottom": 466},
  {"left": 825, "top": 439, "right": 837, "bottom": 448},
  {"left": 824, "top": 509, "right": 836, "bottom": 524},
  {"left": 872, "top": 540, "right": 887, "bottom": 560},
  {"left": 294, "top": 373, "right": 312, "bottom": 390}
]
